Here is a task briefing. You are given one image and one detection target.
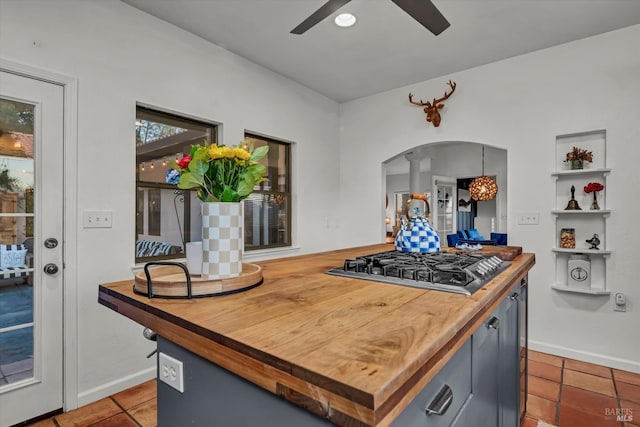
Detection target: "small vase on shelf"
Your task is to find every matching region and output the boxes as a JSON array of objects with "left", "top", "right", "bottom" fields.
[
  {"left": 570, "top": 160, "right": 583, "bottom": 170},
  {"left": 584, "top": 182, "right": 604, "bottom": 211},
  {"left": 590, "top": 192, "right": 600, "bottom": 210}
]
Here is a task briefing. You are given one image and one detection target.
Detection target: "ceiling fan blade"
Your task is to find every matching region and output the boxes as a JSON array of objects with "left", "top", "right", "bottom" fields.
[
  {"left": 291, "top": 0, "right": 352, "bottom": 34},
  {"left": 390, "top": 0, "right": 450, "bottom": 36}
]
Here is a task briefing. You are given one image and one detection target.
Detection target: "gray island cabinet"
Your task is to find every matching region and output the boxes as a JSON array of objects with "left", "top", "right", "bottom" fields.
[{"left": 99, "top": 244, "right": 534, "bottom": 426}]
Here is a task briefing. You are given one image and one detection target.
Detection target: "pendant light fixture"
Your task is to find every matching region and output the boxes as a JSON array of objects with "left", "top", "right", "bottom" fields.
[{"left": 469, "top": 145, "right": 498, "bottom": 201}]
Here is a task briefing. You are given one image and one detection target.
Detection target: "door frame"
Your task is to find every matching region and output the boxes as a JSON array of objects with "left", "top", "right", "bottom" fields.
[{"left": 0, "top": 58, "right": 79, "bottom": 412}]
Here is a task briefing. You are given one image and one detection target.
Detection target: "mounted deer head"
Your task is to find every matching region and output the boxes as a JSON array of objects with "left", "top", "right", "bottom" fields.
[{"left": 408, "top": 80, "right": 457, "bottom": 127}]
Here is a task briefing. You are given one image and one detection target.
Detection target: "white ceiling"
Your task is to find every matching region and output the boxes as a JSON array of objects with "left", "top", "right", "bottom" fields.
[{"left": 121, "top": 0, "right": 640, "bottom": 103}]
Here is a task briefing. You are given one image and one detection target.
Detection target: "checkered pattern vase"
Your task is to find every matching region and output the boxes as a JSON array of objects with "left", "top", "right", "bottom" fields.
[
  {"left": 395, "top": 216, "right": 441, "bottom": 253},
  {"left": 201, "top": 202, "right": 243, "bottom": 280}
]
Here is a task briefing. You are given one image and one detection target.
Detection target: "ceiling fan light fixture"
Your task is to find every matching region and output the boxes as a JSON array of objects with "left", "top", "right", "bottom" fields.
[{"left": 334, "top": 13, "right": 356, "bottom": 28}]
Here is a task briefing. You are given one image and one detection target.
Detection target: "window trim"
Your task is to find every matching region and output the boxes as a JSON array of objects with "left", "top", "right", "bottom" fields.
[{"left": 243, "top": 131, "right": 292, "bottom": 251}]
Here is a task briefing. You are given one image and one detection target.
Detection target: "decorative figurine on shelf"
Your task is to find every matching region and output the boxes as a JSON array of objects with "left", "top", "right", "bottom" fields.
[
  {"left": 584, "top": 182, "right": 604, "bottom": 210},
  {"left": 565, "top": 185, "right": 582, "bottom": 210},
  {"left": 586, "top": 234, "right": 601, "bottom": 250},
  {"left": 564, "top": 146, "right": 593, "bottom": 170}
]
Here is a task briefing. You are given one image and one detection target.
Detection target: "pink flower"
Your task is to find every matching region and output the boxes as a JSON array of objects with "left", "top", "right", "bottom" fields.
[{"left": 176, "top": 155, "right": 191, "bottom": 169}]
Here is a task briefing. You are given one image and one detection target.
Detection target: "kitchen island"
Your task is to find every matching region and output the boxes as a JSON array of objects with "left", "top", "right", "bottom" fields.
[{"left": 98, "top": 244, "right": 535, "bottom": 426}]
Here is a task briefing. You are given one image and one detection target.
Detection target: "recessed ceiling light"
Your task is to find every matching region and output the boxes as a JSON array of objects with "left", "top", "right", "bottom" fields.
[{"left": 334, "top": 13, "right": 356, "bottom": 28}]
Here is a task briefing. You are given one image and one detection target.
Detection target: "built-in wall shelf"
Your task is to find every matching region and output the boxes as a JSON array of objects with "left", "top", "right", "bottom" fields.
[
  {"left": 551, "top": 284, "right": 611, "bottom": 295},
  {"left": 551, "top": 209, "right": 611, "bottom": 215},
  {"left": 552, "top": 129, "right": 611, "bottom": 295},
  {"left": 551, "top": 168, "right": 611, "bottom": 178},
  {"left": 551, "top": 248, "right": 611, "bottom": 255}
]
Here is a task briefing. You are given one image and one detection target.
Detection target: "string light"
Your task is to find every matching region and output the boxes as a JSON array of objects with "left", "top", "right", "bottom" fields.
[{"left": 469, "top": 146, "right": 498, "bottom": 201}]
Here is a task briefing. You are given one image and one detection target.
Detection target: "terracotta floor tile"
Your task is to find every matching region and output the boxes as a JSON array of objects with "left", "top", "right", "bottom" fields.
[
  {"left": 563, "top": 369, "right": 616, "bottom": 397},
  {"left": 615, "top": 369, "right": 640, "bottom": 387},
  {"left": 618, "top": 382, "right": 640, "bottom": 404},
  {"left": 560, "top": 385, "right": 618, "bottom": 418},
  {"left": 621, "top": 400, "right": 640, "bottom": 414},
  {"left": 127, "top": 398, "right": 157, "bottom": 427},
  {"left": 91, "top": 412, "right": 138, "bottom": 427},
  {"left": 111, "top": 379, "right": 156, "bottom": 409},
  {"left": 530, "top": 359, "right": 562, "bottom": 383},
  {"left": 529, "top": 350, "right": 564, "bottom": 368},
  {"left": 526, "top": 394, "right": 557, "bottom": 425},
  {"left": 558, "top": 404, "right": 622, "bottom": 427},
  {"left": 530, "top": 375, "right": 561, "bottom": 401},
  {"left": 564, "top": 358, "right": 612, "bottom": 379},
  {"left": 54, "top": 398, "right": 122, "bottom": 427},
  {"left": 522, "top": 416, "right": 539, "bottom": 427},
  {"left": 620, "top": 400, "right": 639, "bottom": 425}
]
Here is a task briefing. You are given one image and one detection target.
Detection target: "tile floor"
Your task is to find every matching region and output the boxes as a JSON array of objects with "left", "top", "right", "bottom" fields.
[{"left": 21, "top": 350, "right": 640, "bottom": 427}]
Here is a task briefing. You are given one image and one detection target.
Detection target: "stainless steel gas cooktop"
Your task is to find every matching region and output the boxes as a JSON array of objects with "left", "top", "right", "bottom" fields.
[{"left": 326, "top": 250, "right": 510, "bottom": 295}]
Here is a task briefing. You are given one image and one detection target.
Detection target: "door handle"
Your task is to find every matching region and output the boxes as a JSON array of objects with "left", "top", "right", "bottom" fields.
[
  {"left": 510, "top": 292, "right": 520, "bottom": 301},
  {"left": 44, "top": 238, "right": 58, "bottom": 249},
  {"left": 43, "top": 263, "right": 59, "bottom": 275}
]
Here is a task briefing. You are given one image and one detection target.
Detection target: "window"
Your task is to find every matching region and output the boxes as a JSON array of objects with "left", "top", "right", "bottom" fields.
[
  {"left": 243, "top": 133, "right": 291, "bottom": 250},
  {"left": 135, "top": 106, "right": 217, "bottom": 262},
  {"left": 134, "top": 107, "right": 292, "bottom": 262}
]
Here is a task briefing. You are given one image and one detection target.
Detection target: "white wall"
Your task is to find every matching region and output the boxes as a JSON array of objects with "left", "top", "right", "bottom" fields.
[
  {"left": 340, "top": 25, "right": 640, "bottom": 372},
  {"left": 2, "top": 0, "right": 639, "bottom": 413},
  {"left": 1, "top": 0, "right": 341, "bottom": 406}
]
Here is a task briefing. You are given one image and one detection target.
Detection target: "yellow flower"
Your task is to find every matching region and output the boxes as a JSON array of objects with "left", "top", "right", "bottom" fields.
[
  {"left": 208, "top": 145, "right": 224, "bottom": 160},
  {"left": 232, "top": 147, "right": 251, "bottom": 161}
]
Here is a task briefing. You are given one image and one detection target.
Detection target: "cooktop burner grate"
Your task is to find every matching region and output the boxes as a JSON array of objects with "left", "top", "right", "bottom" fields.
[{"left": 327, "top": 250, "right": 510, "bottom": 295}]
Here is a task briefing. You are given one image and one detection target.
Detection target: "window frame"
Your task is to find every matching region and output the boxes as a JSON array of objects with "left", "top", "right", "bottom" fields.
[
  {"left": 135, "top": 106, "right": 218, "bottom": 263},
  {"left": 243, "top": 132, "right": 292, "bottom": 251}
]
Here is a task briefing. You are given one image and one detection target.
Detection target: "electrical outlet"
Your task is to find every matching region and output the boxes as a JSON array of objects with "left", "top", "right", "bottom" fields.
[
  {"left": 518, "top": 212, "right": 539, "bottom": 225},
  {"left": 614, "top": 292, "right": 627, "bottom": 312},
  {"left": 82, "top": 210, "right": 113, "bottom": 228},
  {"left": 158, "top": 352, "right": 184, "bottom": 392}
]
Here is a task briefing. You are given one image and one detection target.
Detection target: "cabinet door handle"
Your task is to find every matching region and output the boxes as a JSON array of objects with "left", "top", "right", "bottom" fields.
[
  {"left": 510, "top": 292, "right": 520, "bottom": 301},
  {"left": 425, "top": 384, "right": 453, "bottom": 416},
  {"left": 487, "top": 316, "right": 500, "bottom": 330}
]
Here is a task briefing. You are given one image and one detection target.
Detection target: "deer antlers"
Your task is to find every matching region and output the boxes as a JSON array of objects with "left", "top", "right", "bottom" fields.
[{"left": 408, "top": 80, "right": 457, "bottom": 127}]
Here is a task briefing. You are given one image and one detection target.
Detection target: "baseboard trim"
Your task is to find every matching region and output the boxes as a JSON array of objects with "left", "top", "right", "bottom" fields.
[
  {"left": 76, "top": 366, "right": 157, "bottom": 408},
  {"left": 529, "top": 340, "right": 640, "bottom": 373}
]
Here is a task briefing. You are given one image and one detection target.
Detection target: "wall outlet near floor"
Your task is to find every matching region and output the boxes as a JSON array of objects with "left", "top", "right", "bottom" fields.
[
  {"left": 517, "top": 212, "right": 539, "bottom": 225},
  {"left": 82, "top": 210, "right": 113, "bottom": 228},
  {"left": 614, "top": 292, "right": 627, "bottom": 312},
  {"left": 158, "top": 352, "right": 184, "bottom": 392}
]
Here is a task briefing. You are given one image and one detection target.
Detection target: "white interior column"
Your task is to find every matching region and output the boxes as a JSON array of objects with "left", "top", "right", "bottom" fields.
[{"left": 404, "top": 152, "right": 431, "bottom": 217}]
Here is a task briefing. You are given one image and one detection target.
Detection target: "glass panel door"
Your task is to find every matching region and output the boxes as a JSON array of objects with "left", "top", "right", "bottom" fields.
[
  {"left": 435, "top": 180, "right": 456, "bottom": 246},
  {"left": 0, "top": 99, "right": 35, "bottom": 385},
  {"left": 0, "top": 70, "right": 64, "bottom": 426}
]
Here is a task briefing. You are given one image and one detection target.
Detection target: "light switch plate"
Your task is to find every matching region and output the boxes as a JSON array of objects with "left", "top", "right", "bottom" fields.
[
  {"left": 518, "top": 212, "right": 539, "bottom": 225},
  {"left": 82, "top": 210, "right": 112, "bottom": 228}
]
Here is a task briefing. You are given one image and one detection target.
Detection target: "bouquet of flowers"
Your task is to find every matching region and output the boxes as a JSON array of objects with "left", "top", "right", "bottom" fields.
[
  {"left": 565, "top": 146, "right": 593, "bottom": 163},
  {"left": 583, "top": 182, "right": 604, "bottom": 193},
  {"left": 166, "top": 141, "right": 268, "bottom": 202}
]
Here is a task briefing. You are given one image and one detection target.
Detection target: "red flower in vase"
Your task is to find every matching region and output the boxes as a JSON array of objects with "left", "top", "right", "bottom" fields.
[
  {"left": 584, "top": 182, "right": 604, "bottom": 193},
  {"left": 176, "top": 155, "right": 192, "bottom": 169}
]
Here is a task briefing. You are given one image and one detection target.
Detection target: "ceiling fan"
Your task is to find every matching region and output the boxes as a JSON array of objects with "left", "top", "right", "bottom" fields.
[{"left": 291, "top": 0, "right": 450, "bottom": 36}]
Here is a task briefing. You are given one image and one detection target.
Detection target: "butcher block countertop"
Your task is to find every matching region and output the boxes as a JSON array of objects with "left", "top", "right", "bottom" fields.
[{"left": 98, "top": 244, "right": 535, "bottom": 426}]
